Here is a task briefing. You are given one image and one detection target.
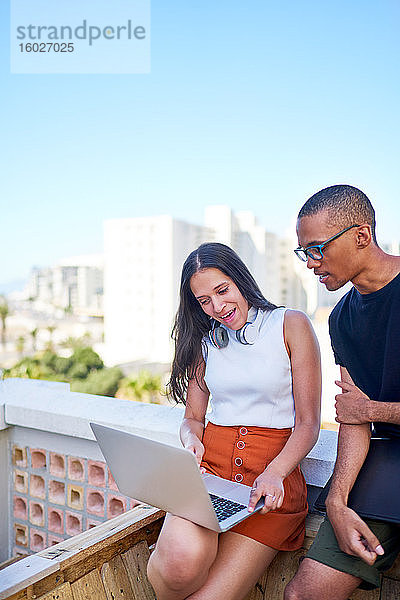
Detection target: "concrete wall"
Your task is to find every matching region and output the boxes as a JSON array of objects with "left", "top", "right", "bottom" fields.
[{"left": 0, "top": 378, "right": 337, "bottom": 561}]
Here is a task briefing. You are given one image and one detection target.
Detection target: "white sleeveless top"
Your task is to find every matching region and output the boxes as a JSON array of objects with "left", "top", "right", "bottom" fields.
[{"left": 203, "top": 307, "right": 295, "bottom": 428}]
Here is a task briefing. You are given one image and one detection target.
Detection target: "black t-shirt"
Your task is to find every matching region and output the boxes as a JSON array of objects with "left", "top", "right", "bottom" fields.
[{"left": 329, "top": 271, "right": 400, "bottom": 438}]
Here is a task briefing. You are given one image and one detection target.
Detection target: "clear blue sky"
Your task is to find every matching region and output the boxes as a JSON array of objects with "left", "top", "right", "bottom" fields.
[{"left": 1, "top": 0, "right": 400, "bottom": 287}]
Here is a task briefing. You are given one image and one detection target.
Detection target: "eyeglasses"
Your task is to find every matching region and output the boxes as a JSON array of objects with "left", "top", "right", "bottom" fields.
[{"left": 294, "top": 224, "right": 360, "bottom": 262}]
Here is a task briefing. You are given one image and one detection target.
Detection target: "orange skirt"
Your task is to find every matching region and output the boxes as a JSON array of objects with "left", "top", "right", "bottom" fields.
[{"left": 200, "top": 422, "right": 308, "bottom": 551}]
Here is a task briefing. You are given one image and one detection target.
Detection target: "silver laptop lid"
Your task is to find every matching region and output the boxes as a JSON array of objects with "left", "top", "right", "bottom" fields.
[{"left": 90, "top": 422, "right": 221, "bottom": 531}]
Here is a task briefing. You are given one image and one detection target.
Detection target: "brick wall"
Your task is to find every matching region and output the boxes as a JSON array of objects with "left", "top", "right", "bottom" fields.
[{"left": 11, "top": 443, "right": 139, "bottom": 556}]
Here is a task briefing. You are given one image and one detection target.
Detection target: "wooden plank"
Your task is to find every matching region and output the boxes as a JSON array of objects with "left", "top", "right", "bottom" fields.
[
  {"left": 244, "top": 571, "right": 267, "bottom": 600},
  {"left": 4, "top": 572, "right": 66, "bottom": 600},
  {"left": 36, "top": 583, "right": 73, "bottom": 600},
  {"left": 0, "top": 556, "right": 29, "bottom": 572},
  {"left": 40, "top": 506, "right": 163, "bottom": 562},
  {"left": 62, "top": 519, "right": 162, "bottom": 585},
  {"left": 1, "top": 508, "right": 162, "bottom": 600},
  {"left": 121, "top": 541, "right": 155, "bottom": 600},
  {"left": 380, "top": 576, "right": 400, "bottom": 600},
  {"left": 0, "top": 556, "right": 59, "bottom": 600},
  {"left": 55, "top": 507, "right": 163, "bottom": 569},
  {"left": 384, "top": 553, "right": 400, "bottom": 581},
  {"left": 70, "top": 570, "right": 107, "bottom": 600},
  {"left": 348, "top": 586, "right": 379, "bottom": 600},
  {"left": 101, "top": 556, "right": 134, "bottom": 600},
  {"left": 305, "top": 514, "right": 324, "bottom": 538}
]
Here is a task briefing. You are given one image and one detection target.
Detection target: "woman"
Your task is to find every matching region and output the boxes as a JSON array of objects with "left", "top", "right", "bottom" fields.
[{"left": 148, "top": 242, "right": 321, "bottom": 600}]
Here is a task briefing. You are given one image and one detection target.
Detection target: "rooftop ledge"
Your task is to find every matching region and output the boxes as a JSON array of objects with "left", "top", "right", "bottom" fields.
[{"left": 0, "top": 378, "right": 337, "bottom": 488}]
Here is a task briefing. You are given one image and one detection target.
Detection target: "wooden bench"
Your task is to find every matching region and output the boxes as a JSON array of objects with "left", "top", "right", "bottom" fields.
[{"left": 1, "top": 508, "right": 399, "bottom": 600}]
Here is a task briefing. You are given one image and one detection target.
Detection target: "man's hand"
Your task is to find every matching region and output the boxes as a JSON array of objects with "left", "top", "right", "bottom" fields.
[
  {"left": 327, "top": 503, "right": 384, "bottom": 565},
  {"left": 335, "top": 380, "right": 371, "bottom": 424}
]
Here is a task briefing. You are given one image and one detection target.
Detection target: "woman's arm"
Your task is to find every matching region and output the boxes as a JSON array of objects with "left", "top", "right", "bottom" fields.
[
  {"left": 249, "top": 310, "right": 321, "bottom": 513},
  {"left": 180, "top": 359, "right": 210, "bottom": 466}
]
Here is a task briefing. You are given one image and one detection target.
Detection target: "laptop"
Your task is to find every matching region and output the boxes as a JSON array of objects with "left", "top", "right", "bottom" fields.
[
  {"left": 314, "top": 437, "right": 400, "bottom": 524},
  {"left": 90, "top": 422, "right": 264, "bottom": 532}
]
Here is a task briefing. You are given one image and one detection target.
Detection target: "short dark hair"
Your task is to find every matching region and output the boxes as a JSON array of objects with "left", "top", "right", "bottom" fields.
[
  {"left": 168, "top": 242, "right": 277, "bottom": 404},
  {"left": 298, "top": 185, "right": 377, "bottom": 243}
]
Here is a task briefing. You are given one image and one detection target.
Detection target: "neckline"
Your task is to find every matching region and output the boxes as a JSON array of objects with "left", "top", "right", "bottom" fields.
[{"left": 354, "top": 271, "right": 400, "bottom": 302}]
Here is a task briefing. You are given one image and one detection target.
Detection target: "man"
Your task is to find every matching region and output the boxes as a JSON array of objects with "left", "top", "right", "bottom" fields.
[{"left": 284, "top": 185, "right": 400, "bottom": 599}]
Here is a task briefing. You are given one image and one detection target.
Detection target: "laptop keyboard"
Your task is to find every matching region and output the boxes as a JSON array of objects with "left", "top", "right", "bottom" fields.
[{"left": 209, "top": 493, "right": 246, "bottom": 522}]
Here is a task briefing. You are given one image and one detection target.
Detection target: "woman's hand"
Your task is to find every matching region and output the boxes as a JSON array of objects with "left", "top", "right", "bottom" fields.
[
  {"left": 248, "top": 468, "right": 285, "bottom": 514},
  {"left": 184, "top": 432, "right": 205, "bottom": 468}
]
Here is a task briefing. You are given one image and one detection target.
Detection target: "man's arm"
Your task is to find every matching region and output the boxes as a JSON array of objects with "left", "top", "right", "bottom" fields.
[
  {"left": 335, "top": 366, "right": 400, "bottom": 425},
  {"left": 335, "top": 375, "right": 400, "bottom": 424},
  {"left": 326, "top": 367, "right": 384, "bottom": 565}
]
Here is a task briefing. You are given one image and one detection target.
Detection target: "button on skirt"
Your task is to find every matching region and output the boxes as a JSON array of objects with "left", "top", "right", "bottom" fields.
[{"left": 201, "top": 422, "right": 308, "bottom": 551}]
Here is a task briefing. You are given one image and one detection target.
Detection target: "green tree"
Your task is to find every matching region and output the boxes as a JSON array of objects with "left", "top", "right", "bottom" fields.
[
  {"left": 4, "top": 344, "right": 123, "bottom": 397},
  {"left": 70, "top": 347, "right": 104, "bottom": 371},
  {"left": 41, "top": 350, "right": 58, "bottom": 369},
  {"left": 71, "top": 367, "right": 123, "bottom": 397},
  {"left": 53, "top": 355, "right": 73, "bottom": 375},
  {"left": 117, "top": 371, "right": 163, "bottom": 404},
  {"left": 4, "top": 356, "right": 53, "bottom": 380},
  {"left": 0, "top": 296, "right": 10, "bottom": 348}
]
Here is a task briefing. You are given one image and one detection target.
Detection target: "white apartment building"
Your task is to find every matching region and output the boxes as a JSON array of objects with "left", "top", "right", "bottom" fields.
[
  {"left": 103, "top": 216, "right": 209, "bottom": 366},
  {"left": 26, "top": 255, "right": 104, "bottom": 317},
  {"left": 103, "top": 207, "right": 311, "bottom": 366}
]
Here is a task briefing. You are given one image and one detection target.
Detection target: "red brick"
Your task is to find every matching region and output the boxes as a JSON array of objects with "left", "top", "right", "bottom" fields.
[
  {"left": 48, "top": 507, "right": 64, "bottom": 534},
  {"left": 13, "top": 496, "right": 28, "bottom": 520},
  {"left": 48, "top": 534, "right": 64, "bottom": 546},
  {"left": 107, "top": 494, "right": 127, "bottom": 518},
  {"left": 49, "top": 480, "right": 66, "bottom": 505},
  {"left": 129, "top": 498, "right": 141, "bottom": 510},
  {"left": 14, "top": 470, "right": 28, "bottom": 494},
  {"left": 29, "top": 500, "right": 45, "bottom": 527},
  {"left": 67, "top": 484, "right": 84, "bottom": 510},
  {"left": 30, "top": 448, "right": 47, "bottom": 470},
  {"left": 88, "top": 460, "right": 106, "bottom": 487},
  {"left": 86, "top": 489, "right": 105, "bottom": 516},
  {"left": 65, "top": 511, "right": 83, "bottom": 536},
  {"left": 68, "top": 456, "right": 85, "bottom": 481},
  {"left": 107, "top": 468, "right": 119, "bottom": 491},
  {"left": 13, "top": 547, "right": 28, "bottom": 558},
  {"left": 30, "top": 474, "right": 46, "bottom": 499},
  {"left": 86, "top": 516, "right": 103, "bottom": 530},
  {"left": 14, "top": 523, "right": 28, "bottom": 547},
  {"left": 50, "top": 453, "right": 65, "bottom": 478},
  {"left": 12, "top": 446, "right": 27, "bottom": 468},
  {"left": 30, "top": 528, "right": 46, "bottom": 552}
]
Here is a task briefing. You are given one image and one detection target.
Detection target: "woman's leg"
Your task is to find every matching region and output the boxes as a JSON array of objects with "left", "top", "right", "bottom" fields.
[
  {"left": 147, "top": 513, "right": 219, "bottom": 600},
  {"left": 187, "top": 531, "right": 278, "bottom": 600}
]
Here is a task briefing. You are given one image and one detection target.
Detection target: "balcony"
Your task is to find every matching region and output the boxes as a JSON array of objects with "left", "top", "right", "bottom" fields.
[{"left": 0, "top": 379, "right": 399, "bottom": 599}]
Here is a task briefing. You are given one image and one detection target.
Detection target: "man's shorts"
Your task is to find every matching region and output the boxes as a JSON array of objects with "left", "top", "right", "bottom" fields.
[{"left": 306, "top": 517, "right": 400, "bottom": 589}]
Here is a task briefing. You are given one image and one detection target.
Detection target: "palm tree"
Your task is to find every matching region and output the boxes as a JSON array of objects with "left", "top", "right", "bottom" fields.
[
  {"left": 46, "top": 325, "right": 56, "bottom": 350},
  {"left": 30, "top": 327, "right": 39, "bottom": 352},
  {"left": 16, "top": 335, "right": 25, "bottom": 357},
  {"left": 0, "top": 296, "right": 10, "bottom": 348}
]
